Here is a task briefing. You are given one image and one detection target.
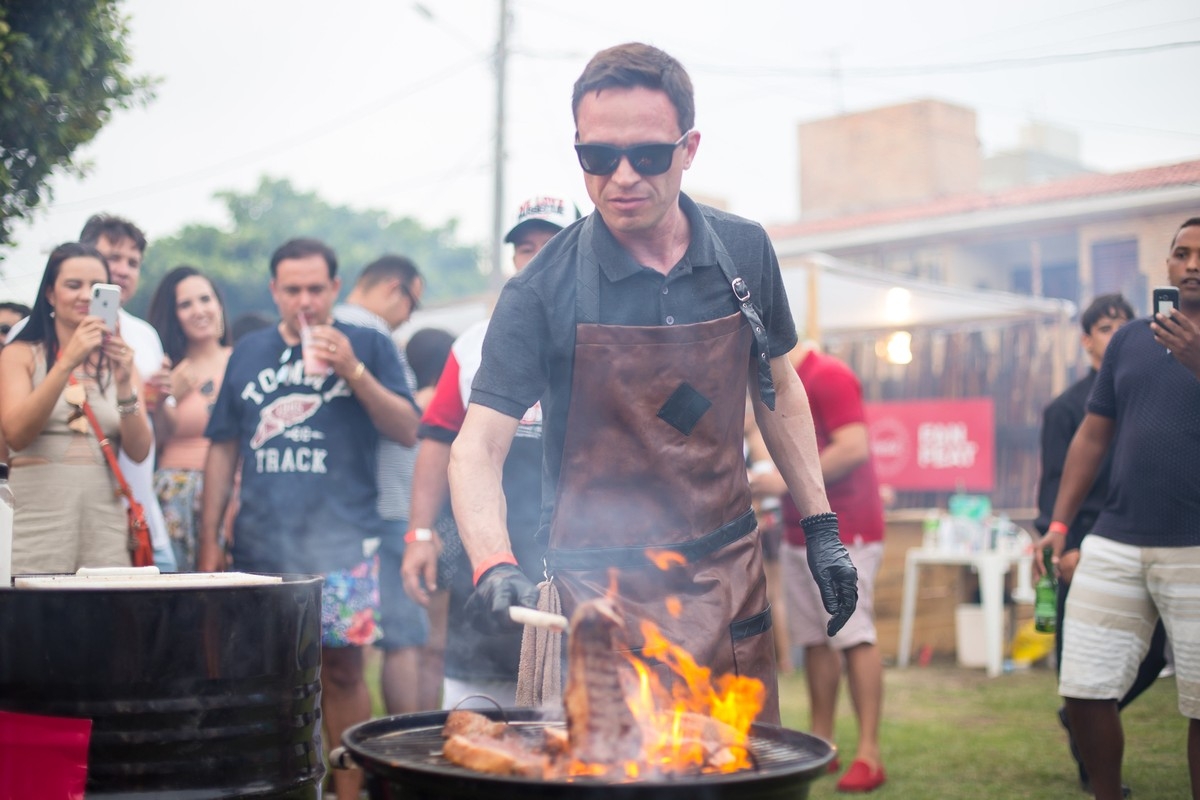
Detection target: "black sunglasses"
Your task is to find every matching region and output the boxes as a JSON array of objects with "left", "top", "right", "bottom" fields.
[
  {"left": 403, "top": 284, "right": 421, "bottom": 312},
  {"left": 0, "top": 324, "right": 10, "bottom": 335},
  {"left": 574, "top": 131, "right": 691, "bottom": 176}
]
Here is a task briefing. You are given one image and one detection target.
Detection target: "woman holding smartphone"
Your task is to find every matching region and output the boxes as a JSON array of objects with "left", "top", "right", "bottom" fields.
[
  {"left": 147, "top": 265, "right": 232, "bottom": 571},
  {"left": 0, "top": 242, "right": 151, "bottom": 573}
]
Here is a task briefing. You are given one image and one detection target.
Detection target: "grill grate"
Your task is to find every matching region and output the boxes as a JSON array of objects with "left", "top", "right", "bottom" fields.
[{"left": 344, "top": 709, "right": 832, "bottom": 788}]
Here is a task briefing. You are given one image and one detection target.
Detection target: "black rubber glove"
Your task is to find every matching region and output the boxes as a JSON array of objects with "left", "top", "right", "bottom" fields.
[
  {"left": 802, "top": 512, "right": 859, "bottom": 636},
  {"left": 464, "top": 562, "right": 539, "bottom": 636}
]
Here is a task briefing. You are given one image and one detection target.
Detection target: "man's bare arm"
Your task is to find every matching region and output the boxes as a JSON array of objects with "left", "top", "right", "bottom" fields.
[
  {"left": 402, "top": 439, "right": 453, "bottom": 605},
  {"left": 752, "top": 355, "right": 832, "bottom": 517},
  {"left": 821, "top": 422, "right": 870, "bottom": 486},
  {"left": 448, "top": 404, "right": 520, "bottom": 572},
  {"left": 1037, "top": 413, "right": 1116, "bottom": 574}
]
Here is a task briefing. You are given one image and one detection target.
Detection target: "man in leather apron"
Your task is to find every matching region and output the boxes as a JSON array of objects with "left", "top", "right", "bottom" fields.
[{"left": 448, "top": 42, "right": 858, "bottom": 724}]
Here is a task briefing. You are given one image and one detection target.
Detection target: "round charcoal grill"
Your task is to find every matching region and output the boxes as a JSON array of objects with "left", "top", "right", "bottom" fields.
[{"left": 338, "top": 708, "right": 835, "bottom": 800}]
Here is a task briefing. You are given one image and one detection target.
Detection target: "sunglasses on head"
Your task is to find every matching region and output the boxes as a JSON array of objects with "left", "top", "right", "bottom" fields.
[{"left": 574, "top": 130, "right": 691, "bottom": 177}]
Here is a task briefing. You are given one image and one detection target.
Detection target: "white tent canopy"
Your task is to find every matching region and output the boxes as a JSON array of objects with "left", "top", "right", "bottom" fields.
[{"left": 782, "top": 253, "right": 1076, "bottom": 339}]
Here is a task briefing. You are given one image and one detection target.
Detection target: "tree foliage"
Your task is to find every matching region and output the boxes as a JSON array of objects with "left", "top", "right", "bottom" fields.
[
  {"left": 0, "top": 0, "right": 154, "bottom": 248},
  {"left": 132, "top": 176, "right": 486, "bottom": 321}
]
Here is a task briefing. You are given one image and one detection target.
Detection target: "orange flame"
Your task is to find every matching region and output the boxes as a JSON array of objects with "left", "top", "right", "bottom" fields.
[
  {"left": 664, "top": 596, "right": 682, "bottom": 619},
  {"left": 571, "top": 618, "right": 764, "bottom": 778},
  {"left": 645, "top": 549, "right": 688, "bottom": 570}
]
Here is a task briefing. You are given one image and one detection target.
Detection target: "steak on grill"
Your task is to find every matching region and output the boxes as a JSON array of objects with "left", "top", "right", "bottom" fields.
[{"left": 563, "top": 597, "right": 643, "bottom": 766}]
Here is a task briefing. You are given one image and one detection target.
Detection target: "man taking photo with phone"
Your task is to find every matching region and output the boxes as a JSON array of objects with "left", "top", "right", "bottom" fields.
[{"left": 1037, "top": 216, "right": 1200, "bottom": 800}]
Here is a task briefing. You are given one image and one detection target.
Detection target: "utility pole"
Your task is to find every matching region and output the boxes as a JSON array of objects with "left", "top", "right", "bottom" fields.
[{"left": 489, "top": 0, "right": 509, "bottom": 293}]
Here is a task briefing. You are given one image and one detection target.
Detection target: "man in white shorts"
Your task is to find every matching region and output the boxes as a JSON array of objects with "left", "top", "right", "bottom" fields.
[{"left": 1039, "top": 216, "right": 1200, "bottom": 800}]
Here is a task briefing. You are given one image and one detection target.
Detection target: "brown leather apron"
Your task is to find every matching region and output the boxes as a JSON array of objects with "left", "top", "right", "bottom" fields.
[{"left": 545, "top": 219, "right": 780, "bottom": 722}]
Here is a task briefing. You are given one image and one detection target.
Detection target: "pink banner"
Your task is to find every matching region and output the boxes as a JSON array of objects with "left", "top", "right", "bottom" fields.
[{"left": 865, "top": 398, "right": 995, "bottom": 491}]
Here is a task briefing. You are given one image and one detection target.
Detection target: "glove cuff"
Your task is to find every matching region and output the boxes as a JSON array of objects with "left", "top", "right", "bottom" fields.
[
  {"left": 800, "top": 512, "right": 839, "bottom": 543},
  {"left": 473, "top": 553, "right": 519, "bottom": 586}
]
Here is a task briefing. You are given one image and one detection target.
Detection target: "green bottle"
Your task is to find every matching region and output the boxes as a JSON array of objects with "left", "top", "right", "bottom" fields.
[{"left": 1034, "top": 549, "right": 1057, "bottom": 634}]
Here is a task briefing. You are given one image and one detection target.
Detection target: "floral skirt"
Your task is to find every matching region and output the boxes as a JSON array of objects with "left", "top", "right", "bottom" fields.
[
  {"left": 154, "top": 468, "right": 204, "bottom": 572},
  {"left": 321, "top": 555, "right": 382, "bottom": 648}
]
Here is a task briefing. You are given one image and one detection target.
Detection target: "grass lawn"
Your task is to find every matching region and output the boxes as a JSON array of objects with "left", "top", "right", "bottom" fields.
[{"left": 780, "top": 663, "right": 1190, "bottom": 799}]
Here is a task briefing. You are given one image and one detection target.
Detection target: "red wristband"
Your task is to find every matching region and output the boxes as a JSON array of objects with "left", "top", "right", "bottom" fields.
[
  {"left": 1047, "top": 521, "right": 1068, "bottom": 536},
  {"left": 473, "top": 553, "right": 518, "bottom": 586},
  {"left": 404, "top": 527, "right": 434, "bottom": 544}
]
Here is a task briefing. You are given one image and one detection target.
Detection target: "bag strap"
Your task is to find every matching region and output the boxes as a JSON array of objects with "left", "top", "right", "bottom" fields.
[{"left": 68, "top": 374, "right": 135, "bottom": 502}]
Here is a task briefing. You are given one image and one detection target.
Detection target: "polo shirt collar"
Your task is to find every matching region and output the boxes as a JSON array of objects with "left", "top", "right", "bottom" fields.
[{"left": 590, "top": 192, "right": 719, "bottom": 283}]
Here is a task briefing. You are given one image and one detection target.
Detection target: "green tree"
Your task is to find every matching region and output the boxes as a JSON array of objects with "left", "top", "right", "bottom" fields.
[
  {"left": 133, "top": 176, "right": 485, "bottom": 321},
  {"left": 0, "top": 0, "right": 154, "bottom": 249}
]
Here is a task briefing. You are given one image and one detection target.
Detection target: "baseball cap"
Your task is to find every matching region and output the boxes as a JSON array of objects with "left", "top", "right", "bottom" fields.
[{"left": 504, "top": 195, "right": 581, "bottom": 243}]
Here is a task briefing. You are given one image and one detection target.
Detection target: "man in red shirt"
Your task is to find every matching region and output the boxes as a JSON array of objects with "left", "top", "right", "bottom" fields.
[{"left": 753, "top": 342, "right": 886, "bottom": 792}]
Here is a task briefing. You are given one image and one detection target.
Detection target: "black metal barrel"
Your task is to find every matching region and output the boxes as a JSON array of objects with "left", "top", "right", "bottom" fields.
[{"left": 0, "top": 574, "right": 324, "bottom": 799}]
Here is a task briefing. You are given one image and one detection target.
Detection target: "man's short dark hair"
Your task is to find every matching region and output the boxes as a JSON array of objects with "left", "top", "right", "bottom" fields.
[
  {"left": 358, "top": 254, "right": 421, "bottom": 293},
  {"left": 1081, "top": 293, "right": 1135, "bottom": 334},
  {"left": 572, "top": 42, "right": 695, "bottom": 135},
  {"left": 1171, "top": 217, "right": 1200, "bottom": 251},
  {"left": 269, "top": 238, "right": 338, "bottom": 279},
  {"left": 79, "top": 214, "right": 147, "bottom": 253},
  {"left": 0, "top": 301, "right": 31, "bottom": 317}
]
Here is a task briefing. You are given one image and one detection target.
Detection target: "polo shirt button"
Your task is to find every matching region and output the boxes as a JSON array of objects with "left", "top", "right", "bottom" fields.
[
  {"left": 666, "top": 316, "right": 675, "bottom": 325},
  {"left": 662, "top": 285, "right": 669, "bottom": 295}
]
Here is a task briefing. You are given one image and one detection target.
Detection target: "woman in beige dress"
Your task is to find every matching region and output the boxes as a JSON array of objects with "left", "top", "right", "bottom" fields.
[{"left": 0, "top": 242, "right": 152, "bottom": 573}]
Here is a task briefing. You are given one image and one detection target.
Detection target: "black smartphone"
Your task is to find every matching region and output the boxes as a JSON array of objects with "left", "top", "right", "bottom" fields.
[{"left": 1152, "top": 286, "right": 1180, "bottom": 317}]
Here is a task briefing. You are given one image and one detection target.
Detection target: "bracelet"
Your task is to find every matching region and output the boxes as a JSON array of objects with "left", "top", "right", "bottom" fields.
[
  {"left": 116, "top": 391, "right": 138, "bottom": 406},
  {"left": 1047, "top": 521, "right": 1069, "bottom": 536},
  {"left": 473, "top": 552, "right": 518, "bottom": 586},
  {"left": 349, "top": 361, "right": 366, "bottom": 382},
  {"left": 404, "top": 527, "right": 434, "bottom": 544},
  {"left": 118, "top": 401, "right": 141, "bottom": 418}
]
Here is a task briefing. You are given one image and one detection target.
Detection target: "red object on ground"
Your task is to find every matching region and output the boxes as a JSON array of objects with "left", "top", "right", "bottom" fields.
[
  {"left": 836, "top": 758, "right": 887, "bottom": 793},
  {"left": 826, "top": 755, "right": 842, "bottom": 774},
  {"left": 0, "top": 709, "right": 91, "bottom": 800}
]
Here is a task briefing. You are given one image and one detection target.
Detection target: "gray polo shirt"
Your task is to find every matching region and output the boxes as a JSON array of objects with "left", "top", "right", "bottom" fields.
[{"left": 471, "top": 193, "right": 797, "bottom": 539}]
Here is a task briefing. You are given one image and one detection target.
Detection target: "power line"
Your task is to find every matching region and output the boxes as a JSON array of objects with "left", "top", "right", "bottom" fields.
[
  {"left": 42, "top": 55, "right": 484, "bottom": 212},
  {"left": 523, "top": 38, "right": 1200, "bottom": 79},
  {"left": 690, "top": 39, "right": 1200, "bottom": 79}
]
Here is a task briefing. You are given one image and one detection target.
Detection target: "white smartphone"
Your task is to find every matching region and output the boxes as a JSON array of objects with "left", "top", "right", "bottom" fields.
[{"left": 89, "top": 283, "right": 121, "bottom": 331}]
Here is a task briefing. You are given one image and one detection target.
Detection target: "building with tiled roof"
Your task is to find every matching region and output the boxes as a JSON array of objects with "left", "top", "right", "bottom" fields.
[{"left": 769, "top": 101, "right": 1200, "bottom": 315}]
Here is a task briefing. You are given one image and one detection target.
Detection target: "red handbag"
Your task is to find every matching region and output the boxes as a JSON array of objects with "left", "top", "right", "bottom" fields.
[{"left": 69, "top": 376, "right": 155, "bottom": 568}]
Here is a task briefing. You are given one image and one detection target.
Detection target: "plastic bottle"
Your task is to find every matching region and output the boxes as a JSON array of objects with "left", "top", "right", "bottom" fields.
[
  {"left": 0, "top": 463, "right": 13, "bottom": 587},
  {"left": 922, "top": 511, "right": 939, "bottom": 550},
  {"left": 1033, "top": 548, "right": 1057, "bottom": 633}
]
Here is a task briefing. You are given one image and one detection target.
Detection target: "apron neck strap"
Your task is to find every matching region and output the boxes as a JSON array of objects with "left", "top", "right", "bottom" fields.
[
  {"left": 574, "top": 213, "right": 777, "bottom": 409},
  {"left": 706, "top": 217, "right": 777, "bottom": 411}
]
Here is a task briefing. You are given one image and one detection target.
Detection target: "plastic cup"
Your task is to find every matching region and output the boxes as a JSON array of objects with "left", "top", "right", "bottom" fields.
[{"left": 298, "top": 313, "right": 329, "bottom": 377}]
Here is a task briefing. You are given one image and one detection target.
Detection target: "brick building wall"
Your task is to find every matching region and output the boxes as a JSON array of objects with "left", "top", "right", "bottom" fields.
[{"left": 798, "top": 99, "right": 982, "bottom": 218}]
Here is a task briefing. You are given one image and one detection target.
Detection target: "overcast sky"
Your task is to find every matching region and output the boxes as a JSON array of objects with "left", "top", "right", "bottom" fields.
[{"left": 2, "top": 0, "right": 1198, "bottom": 302}]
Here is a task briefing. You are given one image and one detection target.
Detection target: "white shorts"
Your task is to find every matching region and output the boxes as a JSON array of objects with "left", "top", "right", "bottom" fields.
[
  {"left": 781, "top": 540, "right": 882, "bottom": 650},
  {"left": 1059, "top": 534, "right": 1200, "bottom": 718}
]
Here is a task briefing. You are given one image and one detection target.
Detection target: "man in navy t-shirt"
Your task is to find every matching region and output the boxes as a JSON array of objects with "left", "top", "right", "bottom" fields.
[
  {"left": 199, "top": 237, "right": 419, "bottom": 800},
  {"left": 1039, "top": 217, "right": 1200, "bottom": 800}
]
